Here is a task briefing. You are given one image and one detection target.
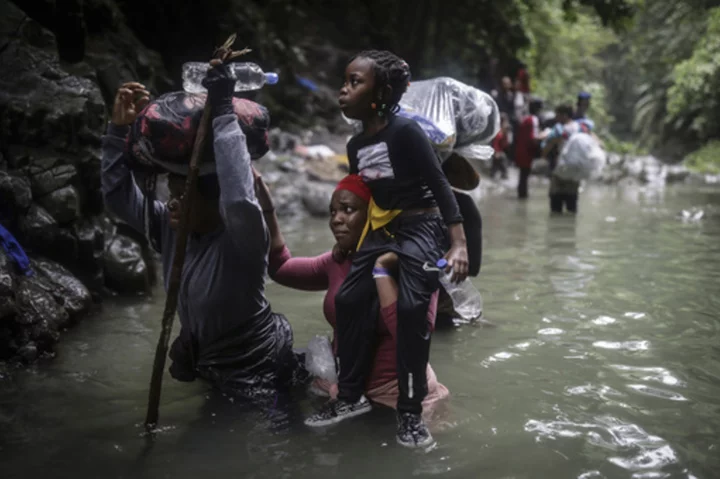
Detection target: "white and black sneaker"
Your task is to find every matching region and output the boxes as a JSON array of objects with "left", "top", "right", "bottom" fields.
[
  {"left": 396, "top": 412, "right": 435, "bottom": 448},
  {"left": 304, "top": 395, "right": 372, "bottom": 427}
]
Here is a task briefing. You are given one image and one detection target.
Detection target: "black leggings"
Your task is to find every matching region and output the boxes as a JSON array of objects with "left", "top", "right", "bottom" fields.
[
  {"left": 518, "top": 167, "right": 531, "bottom": 198},
  {"left": 550, "top": 194, "right": 578, "bottom": 214},
  {"left": 335, "top": 214, "right": 447, "bottom": 414}
]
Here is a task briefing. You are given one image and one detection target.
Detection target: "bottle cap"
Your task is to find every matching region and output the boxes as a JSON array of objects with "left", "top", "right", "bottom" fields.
[
  {"left": 436, "top": 258, "right": 448, "bottom": 269},
  {"left": 265, "top": 72, "right": 279, "bottom": 85}
]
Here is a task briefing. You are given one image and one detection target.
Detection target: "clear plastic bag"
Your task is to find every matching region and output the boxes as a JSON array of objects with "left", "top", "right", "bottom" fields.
[
  {"left": 305, "top": 335, "right": 337, "bottom": 382},
  {"left": 554, "top": 132, "right": 606, "bottom": 181},
  {"left": 398, "top": 77, "right": 500, "bottom": 162}
]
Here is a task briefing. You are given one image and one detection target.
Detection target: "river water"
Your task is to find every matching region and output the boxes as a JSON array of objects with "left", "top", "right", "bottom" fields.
[{"left": 1, "top": 183, "right": 719, "bottom": 479}]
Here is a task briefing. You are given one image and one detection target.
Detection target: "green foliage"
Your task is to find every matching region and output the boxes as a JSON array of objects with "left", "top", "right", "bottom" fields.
[
  {"left": 602, "top": 135, "right": 648, "bottom": 156},
  {"left": 666, "top": 7, "right": 720, "bottom": 143},
  {"left": 520, "top": 0, "right": 617, "bottom": 135},
  {"left": 684, "top": 141, "right": 720, "bottom": 174}
]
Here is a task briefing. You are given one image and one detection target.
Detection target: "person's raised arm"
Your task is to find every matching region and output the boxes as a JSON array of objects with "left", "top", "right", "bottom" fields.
[
  {"left": 400, "top": 121, "right": 468, "bottom": 282},
  {"left": 203, "top": 61, "right": 267, "bottom": 254},
  {"left": 253, "top": 167, "right": 329, "bottom": 291},
  {"left": 101, "top": 83, "right": 165, "bottom": 250}
]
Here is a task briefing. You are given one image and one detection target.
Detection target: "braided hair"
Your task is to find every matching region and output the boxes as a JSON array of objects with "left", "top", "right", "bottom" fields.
[{"left": 351, "top": 50, "right": 411, "bottom": 114}]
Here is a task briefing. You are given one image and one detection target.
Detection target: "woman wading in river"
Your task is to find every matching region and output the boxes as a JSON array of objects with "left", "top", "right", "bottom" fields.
[{"left": 254, "top": 171, "right": 449, "bottom": 417}]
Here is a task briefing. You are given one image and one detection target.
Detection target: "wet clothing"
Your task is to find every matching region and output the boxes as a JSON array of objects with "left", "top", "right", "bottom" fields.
[
  {"left": 268, "top": 244, "right": 449, "bottom": 408},
  {"left": 514, "top": 114, "right": 540, "bottom": 169},
  {"left": 347, "top": 115, "right": 462, "bottom": 225},
  {"left": 494, "top": 90, "right": 516, "bottom": 121},
  {"left": 336, "top": 213, "right": 448, "bottom": 414},
  {"left": 545, "top": 122, "right": 583, "bottom": 214},
  {"left": 549, "top": 176, "right": 580, "bottom": 214},
  {"left": 518, "top": 167, "right": 531, "bottom": 199},
  {"left": 101, "top": 116, "right": 296, "bottom": 397},
  {"left": 491, "top": 130, "right": 509, "bottom": 179}
]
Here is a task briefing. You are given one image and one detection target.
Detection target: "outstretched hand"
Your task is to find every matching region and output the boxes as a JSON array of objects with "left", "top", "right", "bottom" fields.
[
  {"left": 111, "top": 82, "right": 150, "bottom": 126},
  {"left": 252, "top": 166, "right": 274, "bottom": 212}
]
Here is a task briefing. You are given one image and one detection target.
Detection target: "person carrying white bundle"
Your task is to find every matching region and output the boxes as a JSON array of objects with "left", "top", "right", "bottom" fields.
[{"left": 542, "top": 104, "right": 603, "bottom": 215}]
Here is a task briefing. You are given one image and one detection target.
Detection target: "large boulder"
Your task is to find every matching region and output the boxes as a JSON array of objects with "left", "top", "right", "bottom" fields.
[{"left": 0, "top": 12, "right": 106, "bottom": 153}]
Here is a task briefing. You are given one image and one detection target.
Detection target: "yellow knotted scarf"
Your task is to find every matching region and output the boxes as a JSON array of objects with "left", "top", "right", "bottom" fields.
[{"left": 356, "top": 197, "right": 402, "bottom": 250}]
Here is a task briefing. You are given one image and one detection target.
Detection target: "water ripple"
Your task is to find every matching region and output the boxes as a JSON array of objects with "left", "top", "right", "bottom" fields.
[{"left": 593, "top": 340, "right": 650, "bottom": 352}]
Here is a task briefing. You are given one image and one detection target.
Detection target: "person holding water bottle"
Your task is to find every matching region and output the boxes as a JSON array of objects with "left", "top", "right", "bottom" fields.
[
  {"left": 101, "top": 60, "right": 302, "bottom": 405},
  {"left": 303, "top": 50, "right": 468, "bottom": 449}
]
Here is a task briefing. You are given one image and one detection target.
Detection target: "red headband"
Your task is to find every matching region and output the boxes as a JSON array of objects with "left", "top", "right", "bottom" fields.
[{"left": 335, "top": 174, "right": 371, "bottom": 203}]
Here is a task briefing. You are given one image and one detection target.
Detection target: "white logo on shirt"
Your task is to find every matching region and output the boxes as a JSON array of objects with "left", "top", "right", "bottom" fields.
[{"left": 357, "top": 142, "right": 394, "bottom": 181}]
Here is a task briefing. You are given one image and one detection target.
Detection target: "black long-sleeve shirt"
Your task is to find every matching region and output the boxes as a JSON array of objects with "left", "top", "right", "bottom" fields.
[{"left": 347, "top": 115, "right": 463, "bottom": 224}]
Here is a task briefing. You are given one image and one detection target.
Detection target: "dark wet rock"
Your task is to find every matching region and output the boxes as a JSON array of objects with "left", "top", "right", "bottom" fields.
[
  {"left": 37, "top": 185, "right": 81, "bottom": 224},
  {"left": 72, "top": 218, "right": 105, "bottom": 285},
  {"left": 103, "top": 234, "right": 149, "bottom": 292},
  {"left": 16, "top": 342, "right": 39, "bottom": 363},
  {"left": 14, "top": 274, "right": 69, "bottom": 328},
  {"left": 0, "top": 250, "right": 17, "bottom": 321},
  {"left": 0, "top": 249, "right": 15, "bottom": 295},
  {"left": 76, "top": 148, "right": 104, "bottom": 215},
  {"left": 0, "top": 327, "right": 14, "bottom": 362},
  {"left": 0, "top": 170, "right": 32, "bottom": 214},
  {"left": 18, "top": 203, "right": 58, "bottom": 249},
  {"left": 32, "top": 258, "right": 92, "bottom": 317},
  {"left": 665, "top": 164, "right": 691, "bottom": 184},
  {"left": 28, "top": 161, "right": 79, "bottom": 198},
  {"left": 0, "top": 10, "right": 106, "bottom": 152}
]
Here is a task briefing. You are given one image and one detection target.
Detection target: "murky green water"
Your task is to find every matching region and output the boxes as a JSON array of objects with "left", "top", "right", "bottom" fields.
[{"left": 2, "top": 183, "right": 719, "bottom": 479}]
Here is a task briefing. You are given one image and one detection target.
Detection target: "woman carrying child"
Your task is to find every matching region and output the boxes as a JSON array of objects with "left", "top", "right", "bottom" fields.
[{"left": 304, "top": 50, "right": 469, "bottom": 448}]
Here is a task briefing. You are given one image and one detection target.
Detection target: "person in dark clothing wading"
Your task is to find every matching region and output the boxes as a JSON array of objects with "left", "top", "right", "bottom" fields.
[{"left": 303, "top": 50, "right": 469, "bottom": 449}]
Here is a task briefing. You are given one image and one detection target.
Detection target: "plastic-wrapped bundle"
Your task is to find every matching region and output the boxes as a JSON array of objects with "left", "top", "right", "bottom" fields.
[
  {"left": 127, "top": 91, "right": 271, "bottom": 176},
  {"left": 398, "top": 77, "right": 500, "bottom": 162},
  {"left": 554, "top": 132, "right": 606, "bottom": 181},
  {"left": 305, "top": 335, "right": 337, "bottom": 382}
]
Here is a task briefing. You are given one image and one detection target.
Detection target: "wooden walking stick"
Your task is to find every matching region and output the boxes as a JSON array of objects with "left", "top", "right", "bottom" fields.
[{"left": 144, "top": 34, "right": 251, "bottom": 432}]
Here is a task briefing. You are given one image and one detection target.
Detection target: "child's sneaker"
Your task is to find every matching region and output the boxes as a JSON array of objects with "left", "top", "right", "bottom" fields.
[
  {"left": 304, "top": 395, "right": 372, "bottom": 427},
  {"left": 396, "top": 411, "right": 435, "bottom": 448}
]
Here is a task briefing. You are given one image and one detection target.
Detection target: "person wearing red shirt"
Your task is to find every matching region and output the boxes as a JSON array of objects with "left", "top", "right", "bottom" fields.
[
  {"left": 514, "top": 97, "right": 546, "bottom": 199},
  {"left": 491, "top": 113, "right": 511, "bottom": 179}
]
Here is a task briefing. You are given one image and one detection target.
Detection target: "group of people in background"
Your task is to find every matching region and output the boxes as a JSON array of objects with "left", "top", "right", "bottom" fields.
[{"left": 491, "top": 72, "right": 596, "bottom": 215}]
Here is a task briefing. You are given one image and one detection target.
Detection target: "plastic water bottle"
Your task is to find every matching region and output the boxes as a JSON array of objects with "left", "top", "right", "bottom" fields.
[
  {"left": 182, "top": 62, "right": 279, "bottom": 94},
  {"left": 433, "top": 258, "right": 483, "bottom": 320}
]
